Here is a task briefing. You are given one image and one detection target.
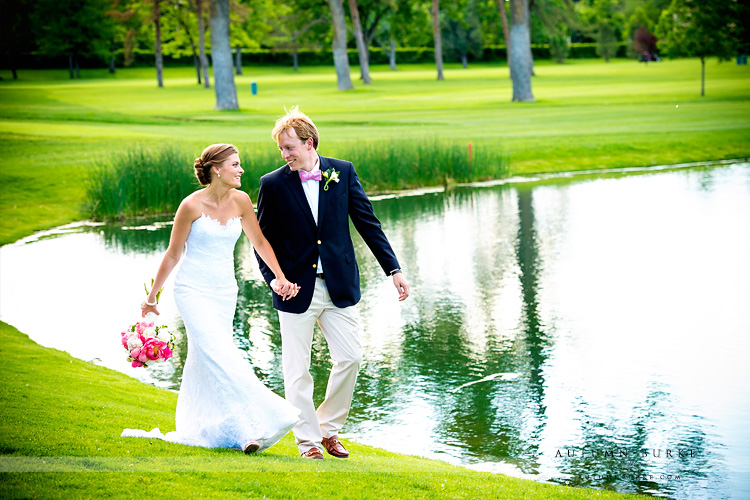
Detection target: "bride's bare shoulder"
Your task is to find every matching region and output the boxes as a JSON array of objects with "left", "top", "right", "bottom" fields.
[
  {"left": 175, "top": 191, "right": 204, "bottom": 221},
  {"left": 231, "top": 189, "right": 253, "bottom": 209}
]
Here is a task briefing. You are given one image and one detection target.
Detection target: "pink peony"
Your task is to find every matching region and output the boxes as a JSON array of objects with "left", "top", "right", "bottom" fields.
[
  {"left": 143, "top": 338, "right": 171, "bottom": 361},
  {"left": 131, "top": 359, "right": 145, "bottom": 368}
]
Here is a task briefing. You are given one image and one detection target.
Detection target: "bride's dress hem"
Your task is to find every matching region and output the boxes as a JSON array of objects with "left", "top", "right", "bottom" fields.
[{"left": 121, "top": 214, "right": 299, "bottom": 454}]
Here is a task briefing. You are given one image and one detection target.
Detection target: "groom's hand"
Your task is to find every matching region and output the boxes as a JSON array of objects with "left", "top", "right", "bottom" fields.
[
  {"left": 271, "top": 278, "right": 300, "bottom": 301},
  {"left": 393, "top": 273, "right": 410, "bottom": 302}
]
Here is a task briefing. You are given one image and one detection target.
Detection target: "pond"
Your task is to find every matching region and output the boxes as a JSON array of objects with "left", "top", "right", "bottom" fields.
[{"left": 2, "top": 162, "right": 749, "bottom": 500}]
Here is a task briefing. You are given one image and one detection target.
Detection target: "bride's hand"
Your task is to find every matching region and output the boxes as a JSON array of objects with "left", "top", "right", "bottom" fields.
[
  {"left": 141, "top": 301, "right": 160, "bottom": 318},
  {"left": 271, "top": 278, "right": 300, "bottom": 301}
]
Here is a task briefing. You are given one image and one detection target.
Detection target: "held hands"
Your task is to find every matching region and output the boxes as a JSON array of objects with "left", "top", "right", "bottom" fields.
[
  {"left": 393, "top": 273, "right": 410, "bottom": 302},
  {"left": 271, "top": 278, "right": 300, "bottom": 301}
]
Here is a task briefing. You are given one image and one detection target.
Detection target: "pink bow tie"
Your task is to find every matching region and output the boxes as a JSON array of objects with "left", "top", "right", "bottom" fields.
[{"left": 299, "top": 169, "right": 322, "bottom": 182}]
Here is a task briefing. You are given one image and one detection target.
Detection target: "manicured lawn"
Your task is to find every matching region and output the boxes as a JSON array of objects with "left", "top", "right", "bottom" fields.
[
  {"left": 0, "top": 321, "right": 649, "bottom": 500},
  {"left": 1, "top": 58, "right": 749, "bottom": 244}
]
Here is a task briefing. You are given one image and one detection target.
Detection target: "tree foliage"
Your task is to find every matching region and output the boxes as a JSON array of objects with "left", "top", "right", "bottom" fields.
[
  {"left": 655, "top": 0, "right": 745, "bottom": 95},
  {"left": 32, "top": 0, "right": 116, "bottom": 77},
  {"left": 655, "top": 0, "right": 743, "bottom": 61},
  {"left": 441, "top": 0, "right": 483, "bottom": 68}
]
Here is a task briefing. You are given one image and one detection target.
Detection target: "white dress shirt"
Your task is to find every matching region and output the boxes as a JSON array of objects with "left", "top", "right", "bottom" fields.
[{"left": 300, "top": 156, "right": 323, "bottom": 273}]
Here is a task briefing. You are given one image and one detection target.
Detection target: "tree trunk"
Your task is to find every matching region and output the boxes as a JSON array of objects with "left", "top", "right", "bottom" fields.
[
  {"left": 431, "top": 0, "right": 444, "bottom": 81},
  {"left": 700, "top": 56, "right": 705, "bottom": 97},
  {"left": 328, "top": 0, "right": 354, "bottom": 90},
  {"left": 348, "top": 0, "right": 371, "bottom": 84},
  {"left": 235, "top": 46, "right": 243, "bottom": 75},
  {"left": 509, "top": 0, "right": 534, "bottom": 101},
  {"left": 292, "top": 32, "right": 299, "bottom": 71},
  {"left": 461, "top": 53, "right": 468, "bottom": 68},
  {"left": 194, "top": 54, "right": 202, "bottom": 84},
  {"left": 75, "top": 56, "right": 80, "bottom": 79},
  {"left": 495, "top": 0, "right": 512, "bottom": 79},
  {"left": 109, "top": 40, "right": 116, "bottom": 73},
  {"left": 389, "top": 38, "right": 396, "bottom": 70},
  {"left": 196, "top": 0, "right": 210, "bottom": 88},
  {"left": 154, "top": 0, "right": 164, "bottom": 88},
  {"left": 177, "top": 13, "right": 201, "bottom": 84},
  {"left": 68, "top": 54, "right": 75, "bottom": 79},
  {"left": 209, "top": 0, "right": 239, "bottom": 109}
]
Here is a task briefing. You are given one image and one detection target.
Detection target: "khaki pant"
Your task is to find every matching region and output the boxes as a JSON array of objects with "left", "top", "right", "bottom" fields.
[{"left": 278, "top": 277, "right": 362, "bottom": 454}]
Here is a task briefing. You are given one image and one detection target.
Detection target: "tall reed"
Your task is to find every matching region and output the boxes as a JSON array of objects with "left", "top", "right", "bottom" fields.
[
  {"left": 86, "top": 146, "right": 281, "bottom": 220},
  {"left": 86, "top": 139, "right": 507, "bottom": 220},
  {"left": 325, "top": 138, "right": 507, "bottom": 191}
]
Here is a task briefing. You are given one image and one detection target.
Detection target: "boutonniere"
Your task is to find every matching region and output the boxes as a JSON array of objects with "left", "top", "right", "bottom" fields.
[{"left": 322, "top": 168, "right": 340, "bottom": 191}]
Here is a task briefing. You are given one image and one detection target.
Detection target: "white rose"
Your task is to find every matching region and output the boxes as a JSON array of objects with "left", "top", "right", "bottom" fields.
[
  {"left": 127, "top": 336, "right": 144, "bottom": 350},
  {"left": 142, "top": 327, "right": 156, "bottom": 339},
  {"left": 156, "top": 329, "right": 171, "bottom": 342}
]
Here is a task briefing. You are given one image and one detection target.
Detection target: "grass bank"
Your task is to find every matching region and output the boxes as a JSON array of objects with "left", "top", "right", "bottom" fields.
[
  {"left": 0, "top": 321, "right": 648, "bottom": 499},
  {"left": 1, "top": 59, "right": 748, "bottom": 242}
]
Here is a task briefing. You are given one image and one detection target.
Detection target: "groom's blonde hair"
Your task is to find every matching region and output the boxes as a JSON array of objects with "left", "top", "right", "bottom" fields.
[{"left": 272, "top": 106, "right": 319, "bottom": 150}]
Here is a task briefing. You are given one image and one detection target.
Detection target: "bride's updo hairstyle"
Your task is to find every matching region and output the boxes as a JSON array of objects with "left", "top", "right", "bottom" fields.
[{"left": 194, "top": 144, "right": 239, "bottom": 186}]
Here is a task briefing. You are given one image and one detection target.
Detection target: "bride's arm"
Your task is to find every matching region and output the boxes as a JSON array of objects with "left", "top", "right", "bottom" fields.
[
  {"left": 238, "top": 193, "right": 299, "bottom": 301},
  {"left": 141, "top": 200, "right": 195, "bottom": 316}
]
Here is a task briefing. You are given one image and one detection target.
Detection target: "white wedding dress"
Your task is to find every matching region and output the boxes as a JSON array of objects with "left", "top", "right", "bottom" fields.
[{"left": 122, "top": 213, "right": 299, "bottom": 452}]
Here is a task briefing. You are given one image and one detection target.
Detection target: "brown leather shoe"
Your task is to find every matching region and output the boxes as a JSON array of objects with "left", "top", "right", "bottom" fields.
[
  {"left": 301, "top": 447, "right": 325, "bottom": 460},
  {"left": 242, "top": 441, "right": 260, "bottom": 454},
  {"left": 322, "top": 435, "right": 349, "bottom": 458}
]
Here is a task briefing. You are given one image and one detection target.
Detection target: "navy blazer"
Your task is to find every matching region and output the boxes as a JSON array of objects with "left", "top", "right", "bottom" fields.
[{"left": 255, "top": 155, "right": 400, "bottom": 313}]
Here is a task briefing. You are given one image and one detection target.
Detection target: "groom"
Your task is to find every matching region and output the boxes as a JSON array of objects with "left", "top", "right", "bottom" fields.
[{"left": 255, "top": 107, "right": 410, "bottom": 460}]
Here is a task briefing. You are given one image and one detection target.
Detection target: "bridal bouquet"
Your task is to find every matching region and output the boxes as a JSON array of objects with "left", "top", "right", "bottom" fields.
[{"left": 121, "top": 317, "right": 174, "bottom": 368}]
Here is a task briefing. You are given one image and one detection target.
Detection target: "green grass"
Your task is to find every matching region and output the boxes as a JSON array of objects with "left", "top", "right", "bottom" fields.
[
  {"left": 86, "top": 139, "right": 507, "bottom": 219},
  {"left": 1, "top": 58, "right": 748, "bottom": 242},
  {"left": 0, "top": 321, "right": 648, "bottom": 499}
]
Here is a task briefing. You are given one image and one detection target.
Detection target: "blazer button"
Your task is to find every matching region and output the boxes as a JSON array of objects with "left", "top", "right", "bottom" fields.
[
  {"left": 312, "top": 264, "right": 317, "bottom": 268},
  {"left": 317, "top": 240, "right": 322, "bottom": 245}
]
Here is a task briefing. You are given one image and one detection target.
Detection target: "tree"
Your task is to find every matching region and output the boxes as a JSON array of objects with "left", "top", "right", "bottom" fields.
[
  {"left": 532, "top": 0, "right": 577, "bottom": 63},
  {"left": 210, "top": 0, "right": 239, "bottom": 108},
  {"left": 348, "top": 0, "right": 372, "bottom": 83},
  {"left": 328, "top": 0, "right": 354, "bottom": 90},
  {"left": 32, "top": 0, "right": 116, "bottom": 79},
  {"left": 194, "top": 0, "right": 210, "bottom": 87},
  {"left": 0, "top": 0, "right": 35, "bottom": 79},
  {"left": 366, "top": 0, "right": 427, "bottom": 71},
  {"left": 228, "top": 0, "right": 279, "bottom": 76},
  {"left": 442, "top": 0, "right": 483, "bottom": 68},
  {"left": 593, "top": 0, "right": 623, "bottom": 61},
  {"left": 108, "top": 0, "right": 143, "bottom": 69},
  {"left": 656, "top": 0, "right": 744, "bottom": 96},
  {"left": 431, "top": 0, "right": 445, "bottom": 80},
  {"left": 266, "top": 0, "right": 329, "bottom": 71},
  {"left": 509, "top": 0, "right": 534, "bottom": 101}
]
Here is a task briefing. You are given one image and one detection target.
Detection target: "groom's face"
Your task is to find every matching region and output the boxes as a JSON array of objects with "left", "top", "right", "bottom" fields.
[{"left": 277, "top": 128, "right": 316, "bottom": 172}]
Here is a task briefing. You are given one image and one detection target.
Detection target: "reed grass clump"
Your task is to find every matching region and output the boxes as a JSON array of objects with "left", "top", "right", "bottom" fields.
[
  {"left": 86, "top": 146, "right": 281, "bottom": 220},
  {"left": 86, "top": 139, "right": 507, "bottom": 220},
  {"left": 86, "top": 146, "right": 197, "bottom": 220},
  {"left": 327, "top": 138, "right": 508, "bottom": 191}
]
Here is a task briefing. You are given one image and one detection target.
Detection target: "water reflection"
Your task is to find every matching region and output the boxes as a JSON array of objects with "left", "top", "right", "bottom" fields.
[{"left": 2, "top": 163, "right": 749, "bottom": 500}]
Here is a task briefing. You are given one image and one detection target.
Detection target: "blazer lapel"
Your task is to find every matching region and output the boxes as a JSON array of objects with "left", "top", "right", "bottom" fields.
[{"left": 283, "top": 165, "right": 316, "bottom": 227}]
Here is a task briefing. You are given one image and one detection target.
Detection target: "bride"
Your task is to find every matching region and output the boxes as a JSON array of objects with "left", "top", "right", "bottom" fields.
[{"left": 122, "top": 144, "right": 300, "bottom": 454}]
